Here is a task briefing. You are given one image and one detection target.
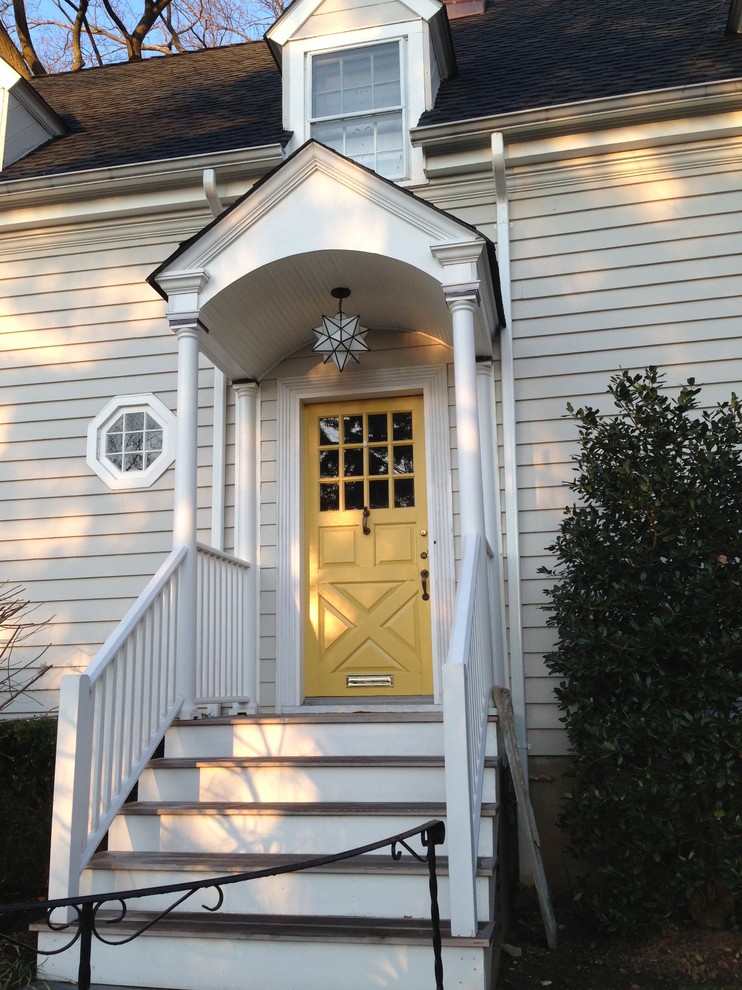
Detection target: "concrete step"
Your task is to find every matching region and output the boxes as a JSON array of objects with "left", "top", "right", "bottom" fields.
[
  {"left": 82, "top": 849, "right": 497, "bottom": 920},
  {"left": 164, "top": 712, "right": 498, "bottom": 760},
  {"left": 38, "top": 912, "right": 497, "bottom": 990},
  {"left": 138, "top": 754, "right": 499, "bottom": 804},
  {"left": 108, "top": 801, "right": 499, "bottom": 858}
]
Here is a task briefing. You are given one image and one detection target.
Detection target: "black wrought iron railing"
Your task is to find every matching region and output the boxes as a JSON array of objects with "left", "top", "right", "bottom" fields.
[{"left": 0, "top": 819, "right": 446, "bottom": 990}]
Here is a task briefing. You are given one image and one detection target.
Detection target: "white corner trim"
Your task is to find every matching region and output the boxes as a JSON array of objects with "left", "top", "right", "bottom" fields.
[
  {"left": 491, "top": 133, "right": 527, "bottom": 764},
  {"left": 275, "top": 363, "right": 455, "bottom": 710}
]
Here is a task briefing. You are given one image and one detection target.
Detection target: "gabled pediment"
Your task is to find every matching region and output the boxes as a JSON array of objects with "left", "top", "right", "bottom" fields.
[
  {"left": 267, "top": 0, "right": 445, "bottom": 50},
  {"left": 150, "top": 141, "right": 500, "bottom": 380},
  {"left": 0, "top": 58, "right": 65, "bottom": 170}
]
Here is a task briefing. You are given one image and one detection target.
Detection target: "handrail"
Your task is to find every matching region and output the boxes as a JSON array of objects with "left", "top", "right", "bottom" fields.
[
  {"left": 442, "top": 531, "right": 494, "bottom": 938},
  {"left": 3, "top": 820, "right": 447, "bottom": 990},
  {"left": 48, "top": 548, "right": 187, "bottom": 903},
  {"left": 85, "top": 548, "right": 186, "bottom": 685}
]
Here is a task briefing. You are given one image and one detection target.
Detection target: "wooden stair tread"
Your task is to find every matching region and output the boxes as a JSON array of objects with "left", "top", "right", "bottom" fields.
[
  {"left": 120, "top": 800, "right": 498, "bottom": 816},
  {"left": 175, "top": 712, "right": 448, "bottom": 725},
  {"left": 89, "top": 850, "right": 497, "bottom": 877},
  {"left": 84, "top": 909, "right": 496, "bottom": 947},
  {"left": 148, "top": 755, "right": 499, "bottom": 769}
]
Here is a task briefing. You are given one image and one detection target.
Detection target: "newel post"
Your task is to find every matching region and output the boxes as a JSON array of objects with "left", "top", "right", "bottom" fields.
[
  {"left": 173, "top": 323, "right": 202, "bottom": 719},
  {"left": 47, "top": 673, "right": 93, "bottom": 903}
]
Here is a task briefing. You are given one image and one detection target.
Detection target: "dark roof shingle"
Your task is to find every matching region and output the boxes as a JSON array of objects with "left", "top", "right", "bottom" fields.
[{"left": 424, "top": 0, "right": 742, "bottom": 125}]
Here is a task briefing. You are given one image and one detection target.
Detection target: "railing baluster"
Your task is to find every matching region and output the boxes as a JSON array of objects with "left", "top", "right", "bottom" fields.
[
  {"left": 50, "top": 543, "right": 251, "bottom": 911},
  {"left": 50, "top": 549, "right": 187, "bottom": 901},
  {"left": 90, "top": 676, "right": 106, "bottom": 835},
  {"left": 193, "top": 544, "right": 249, "bottom": 710}
]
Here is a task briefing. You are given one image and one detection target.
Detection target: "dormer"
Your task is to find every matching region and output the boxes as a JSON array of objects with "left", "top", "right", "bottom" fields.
[
  {"left": 266, "top": 0, "right": 456, "bottom": 185},
  {"left": 0, "top": 59, "right": 64, "bottom": 171}
]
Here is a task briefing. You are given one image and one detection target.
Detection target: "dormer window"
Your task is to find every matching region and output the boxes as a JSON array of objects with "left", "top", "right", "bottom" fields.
[
  {"left": 310, "top": 42, "right": 405, "bottom": 180},
  {"left": 267, "top": 0, "right": 458, "bottom": 186}
]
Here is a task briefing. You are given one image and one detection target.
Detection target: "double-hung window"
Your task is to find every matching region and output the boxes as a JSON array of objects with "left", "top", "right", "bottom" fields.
[{"left": 310, "top": 41, "right": 405, "bottom": 180}]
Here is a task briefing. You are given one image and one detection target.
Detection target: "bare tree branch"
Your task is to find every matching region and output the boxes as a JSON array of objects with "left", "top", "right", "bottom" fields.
[
  {"left": 100, "top": 0, "right": 134, "bottom": 54},
  {"left": 12, "top": 0, "right": 47, "bottom": 72},
  {"left": 130, "top": 0, "right": 175, "bottom": 58},
  {"left": 0, "top": 16, "right": 31, "bottom": 76},
  {"left": 0, "top": 584, "right": 52, "bottom": 715},
  {"left": 1, "top": 0, "right": 287, "bottom": 74}
]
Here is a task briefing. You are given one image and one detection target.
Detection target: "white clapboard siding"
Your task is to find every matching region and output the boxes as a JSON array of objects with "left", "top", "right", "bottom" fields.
[
  {"left": 3, "top": 333, "right": 175, "bottom": 373},
  {"left": 508, "top": 139, "right": 742, "bottom": 755},
  {"left": 0, "top": 208, "right": 224, "bottom": 706}
]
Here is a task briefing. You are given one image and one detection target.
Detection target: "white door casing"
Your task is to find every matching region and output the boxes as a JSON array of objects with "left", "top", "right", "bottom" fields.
[{"left": 275, "top": 363, "right": 454, "bottom": 710}]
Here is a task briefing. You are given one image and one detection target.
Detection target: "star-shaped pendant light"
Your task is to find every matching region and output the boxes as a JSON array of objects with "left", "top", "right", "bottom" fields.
[{"left": 313, "top": 287, "right": 370, "bottom": 371}]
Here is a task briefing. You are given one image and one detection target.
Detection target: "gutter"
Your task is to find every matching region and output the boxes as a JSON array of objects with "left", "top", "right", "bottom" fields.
[
  {"left": 0, "top": 143, "right": 285, "bottom": 204},
  {"left": 412, "top": 77, "right": 742, "bottom": 151}
]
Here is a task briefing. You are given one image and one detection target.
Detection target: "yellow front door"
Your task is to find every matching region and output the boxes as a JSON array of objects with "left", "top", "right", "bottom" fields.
[{"left": 304, "top": 395, "right": 433, "bottom": 698}]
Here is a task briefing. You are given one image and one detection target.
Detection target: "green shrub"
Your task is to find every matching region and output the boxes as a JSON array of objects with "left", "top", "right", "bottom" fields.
[
  {"left": 540, "top": 368, "right": 742, "bottom": 932},
  {"left": 0, "top": 717, "right": 57, "bottom": 899}
]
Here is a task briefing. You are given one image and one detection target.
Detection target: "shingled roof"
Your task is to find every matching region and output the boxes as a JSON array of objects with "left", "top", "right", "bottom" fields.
[
  {"left": 2, "top": 41, "right": 285, "bottom": 180},
  {"left": 422, "top": 0, "right": 742, "bottom": 126},
  {"left": 3, "top": 0, "right": 742, "bottom": 181}
]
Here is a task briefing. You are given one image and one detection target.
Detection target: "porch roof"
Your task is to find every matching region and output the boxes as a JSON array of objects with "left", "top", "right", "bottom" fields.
[{"left": 149, "top": 141, "right": 504, "bottom": 381}]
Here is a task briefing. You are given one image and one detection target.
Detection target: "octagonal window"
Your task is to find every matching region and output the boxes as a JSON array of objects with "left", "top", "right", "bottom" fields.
[{"left": 87, "top": 394, "right": 176, "bottom": 490}]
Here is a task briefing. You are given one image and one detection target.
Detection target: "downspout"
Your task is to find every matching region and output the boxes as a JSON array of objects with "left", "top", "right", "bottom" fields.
[
  {"left": 491, "top": 132, "right": 529, "bottom": 769},
  {"left": 0, "top": 86, "right": 8, "bottom": 171},
  {"left": 726, "top": 0, "right": 742, "bottom": 33}
]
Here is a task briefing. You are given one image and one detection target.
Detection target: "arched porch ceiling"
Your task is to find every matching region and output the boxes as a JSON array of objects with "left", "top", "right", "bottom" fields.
[
  {"left": 201, "top": 251, "right": 454, "bottom": 380},
  {"left": 149, "top": 141, "right": 502, "bottom": 381}
]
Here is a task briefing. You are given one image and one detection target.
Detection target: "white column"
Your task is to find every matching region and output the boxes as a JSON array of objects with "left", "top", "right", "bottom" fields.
[
  {"left": 173, "top": 324, "right": 201, "bottom": 719},
  {"left": 210, "top": 368, "right": 227, "bottom": 552},
  {"left": 449, "top": 292, "right": 487, "bottom": 540},
  {"left": 448, "top": 290, "right": 497, "bottom": 691},
  {"left": 233, "top": 380, "right": 259, "bottom": 711}
]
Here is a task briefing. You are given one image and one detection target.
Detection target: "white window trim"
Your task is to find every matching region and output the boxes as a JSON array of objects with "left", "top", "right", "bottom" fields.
[
  {"left": 275, "top": 363, "right": 455, "bottom": 711},
  {"left": 87, "top": 393, "right": 176, "bottom": 491},
  {"left": 282, "top": 20, "right": 431, "bottom": 185},
  {"left": 309, "top": 38, "right": 408, "bottom": 181}
]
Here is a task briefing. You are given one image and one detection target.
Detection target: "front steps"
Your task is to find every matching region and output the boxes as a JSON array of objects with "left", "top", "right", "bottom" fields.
[{"left": 38, "top": 713, "right": 501, "bottom": 990}]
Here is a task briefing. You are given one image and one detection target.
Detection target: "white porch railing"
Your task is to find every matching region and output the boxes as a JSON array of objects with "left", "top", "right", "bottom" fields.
[
  {"left": 49, "top": 548, "right": 187, "bottom": 900},
  {"left": 443, "top": 530, "right": 495, "bottom": 937},
  {"left": 196, "top": 543, "right": 250, "bottom": 710},
  {"left": 48, "top": 543, "right": 251, "bottom": 901}
]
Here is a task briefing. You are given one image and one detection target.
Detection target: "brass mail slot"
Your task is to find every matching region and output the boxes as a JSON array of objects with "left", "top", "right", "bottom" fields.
[{"left": 346, "top": 674, "right": 394, "bottom": 689}]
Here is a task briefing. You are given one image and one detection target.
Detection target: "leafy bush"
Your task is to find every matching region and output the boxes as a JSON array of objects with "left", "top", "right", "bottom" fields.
[
  {"left": 0, "top": 583, "right": 50, "bottom": 716},
  {"left": 541, "top": 368, "right": 742, "bottom": 932},
  {"left": 0, "top": 717, "right": 57, "bottom": 899}
]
